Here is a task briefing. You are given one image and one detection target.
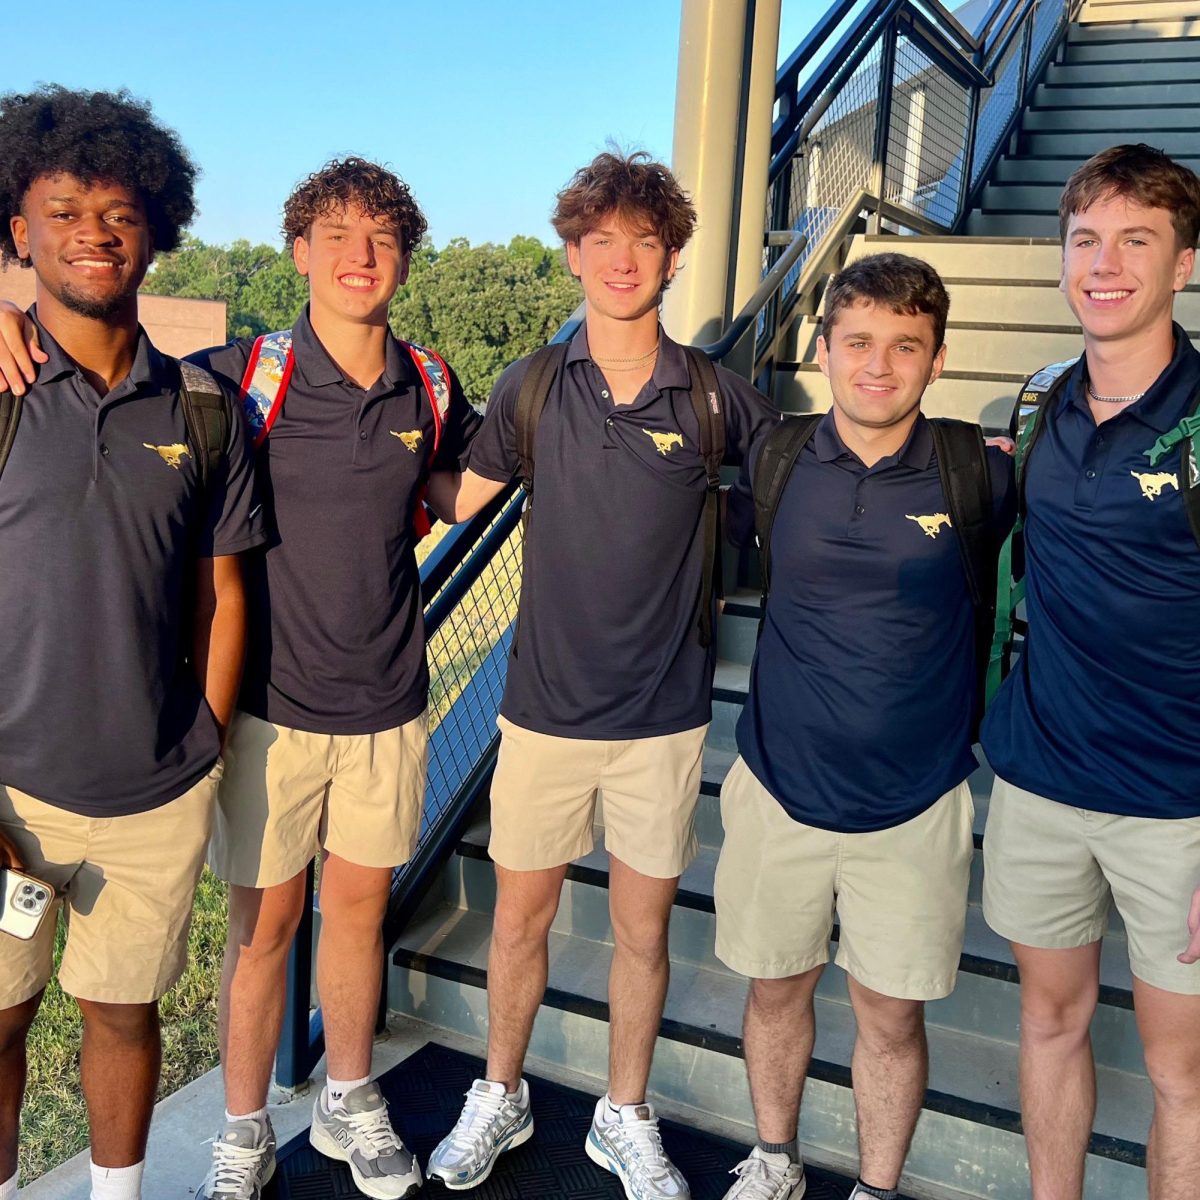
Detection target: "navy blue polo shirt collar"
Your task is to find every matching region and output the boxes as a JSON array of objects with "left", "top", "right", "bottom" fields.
[
  {"left": 565, "top": 323, "right": 692, "bottom": 393},
  {"left": 29, "top": 305, "right": 169, "bottom": 400},
  {"left": 1067, "top": 322, "right": 1200, "bottom": 433},
  {"left": 290, "top": 306, "right": 416, "bottom": 391},
  {"left": 813, "top": 409, "right": 933, "bottom": 469}
]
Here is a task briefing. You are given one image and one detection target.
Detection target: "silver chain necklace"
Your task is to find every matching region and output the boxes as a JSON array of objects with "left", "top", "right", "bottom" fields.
[{"left": 1087, "top": 381, "right": 1146, "bottom": 405}]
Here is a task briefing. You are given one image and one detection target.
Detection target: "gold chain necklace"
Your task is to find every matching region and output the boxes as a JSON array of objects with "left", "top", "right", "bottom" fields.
[{"left": 591, "top": 341, "right": 660, "bottom": 367}]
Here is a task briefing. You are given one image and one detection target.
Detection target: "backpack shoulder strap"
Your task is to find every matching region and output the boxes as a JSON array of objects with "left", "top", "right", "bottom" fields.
[
  {"left": 751, "top": 414, "right": 822, "bottom": 609},
  {"left": 405, "top": 341, "right": 453, "bottom": 460},
  {"left": 682, "top": 347, "right": 727, "bottom": 648},
  {"left": 1014, "top": 357, "right": 1076, "bottom": 517},
  {"left": 1142, "top": 385, "right": 1200, "bottom": 552},
  {"left": 0, "top": 389, "right": 20, "bottom": 485},
  {"left": 239, "top": 330, "right": 295, "bottom": 449},
  {"left": 928, "top": 418, "right": 994, "bottom": 611},
  {"left": 514, "top": 343, "right": 567, "bottom": 502},
  {"left": 179, "top": 360, "right": 231, "bottom": 494}
]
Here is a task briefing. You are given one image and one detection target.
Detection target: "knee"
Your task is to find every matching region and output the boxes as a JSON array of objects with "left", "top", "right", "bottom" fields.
[
  {"left": 492, "top": 893, "right": 557, "bottom": 951},
  {"left": 0, "top": 994, "right": 40, "bottom": 1054},
  {"left": 1144, "top": 1045, "right": 1200, "bottom": 1106},
  {"left": 1020, "top": 986, "right": 1097, "bottom": 1046},
  {"left": 749, "top": 973, "right": 819, "bottom": 1017},
  {"left": 854, "top": 994, "right": 925, "bottom": 1049},
  {"left": 77, "top": 1000, "right": 159, "bottom": 1045},
  {"left": 611, "top": 911, "right": 669, "bottom": 964},
  {"left": 228, "top": 886, "right": 306, "bottom": 962}
]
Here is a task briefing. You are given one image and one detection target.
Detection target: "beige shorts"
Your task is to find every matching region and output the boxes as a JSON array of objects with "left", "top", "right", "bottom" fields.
[
  {"left": 209, "top": 710, "right": 427, "bottom": 888},
  {"left": 487, "top": 716, "right": 706, "bottom": 878},
  {"left": 0, "top": 768, "right": 220, "bottom": 1008},
  {"left": 983, "top": 775, "right": 1200, "bottom": 995},
  {"left": 714, "top": 757, "right": 974, "bottom": 1000}
]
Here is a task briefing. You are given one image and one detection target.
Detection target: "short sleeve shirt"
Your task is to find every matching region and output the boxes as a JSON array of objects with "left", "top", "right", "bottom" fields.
[
  {"left": 191, "top": 309, "right": 480, "bottom": 734},
  {"left": 982, "top": 328, "right": 1200, "bottom": 818},
  {"left": 730, "top": 412, "right": 1016, "bottom": 832},
  {"left": 468, "top": 326, "right": 779, "bottom": 739},
  {"left": 0, "top": 309, "right": 266, "bottom": 816}
]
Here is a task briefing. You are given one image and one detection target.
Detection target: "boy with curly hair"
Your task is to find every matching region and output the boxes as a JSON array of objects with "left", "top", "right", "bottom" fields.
[{"left": 0, "top": 86, "right": 264, "bottom": 1200}]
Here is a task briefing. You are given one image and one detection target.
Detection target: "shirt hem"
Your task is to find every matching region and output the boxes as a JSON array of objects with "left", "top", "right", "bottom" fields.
[
  {"left": 989, "top": 765, "right": 1200, "bottom": 821},
  {"left": 247, "top": 694, "right": 429, "bottom": 736},
  {"left": 498, "top": 707, "right": 711, "bottom": 741},
  {"left": 0, "top": 759, "right": 216, "bottom": 819}
]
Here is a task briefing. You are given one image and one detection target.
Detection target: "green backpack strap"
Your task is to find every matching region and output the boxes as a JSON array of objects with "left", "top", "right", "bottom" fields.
[
  {"left": 682, "top": 346, "right": 727, "bottom": 649},
  {"left": 928, "top": 418, "right": 995, "bottom": 733},
  {"left": 178, "top": 360, "right": 230, "bottom": 496},
  {"left": 985, "top": 359, "right": 1076, "bottom": 705},
  {"left": 751, "top": 414, "right": 822, "bottom": 628},
  {"left": 1142, "top": 385, "right": 1200, "bottom": 551},
  {"left": 0, "top": 389, "right": 20, "bottom": 485}
]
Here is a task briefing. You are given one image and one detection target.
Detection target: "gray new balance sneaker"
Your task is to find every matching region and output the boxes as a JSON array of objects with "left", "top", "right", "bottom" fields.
[
  {"left": 585, "top": 1098, "right": 691, "bottom": 1200},
  {"left": 427, "top": 1078, "right": 534, "bottom": 1190},
  {"left": 308, "top": 1082, "right": 422, "bottom": 1199},
  {"left": 721, "top": 1147, "right": 807, "bottom": 1200},
  {"left": 197, "top": 1117, "right": 276, "bottom": 1200}
]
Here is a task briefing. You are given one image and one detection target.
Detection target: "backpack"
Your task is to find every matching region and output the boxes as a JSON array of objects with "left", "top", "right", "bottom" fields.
[
  {"left": 238, "top": 329, "right": 453, "bottom": 538},
  {"left": 752, "top": 413, "right": 997, "bottom": 732},
  {"left": 511, "top": 341, "right": 727, "bottom": 648},
  {"left": 0, "top": 359, "right": 230, "bottom": 491},
  {"left": 986, "top": 360, "right": 1200, "bottom": 702}
]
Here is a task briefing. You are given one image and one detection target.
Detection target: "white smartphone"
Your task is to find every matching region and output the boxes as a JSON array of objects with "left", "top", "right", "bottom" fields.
[{"left": 0, "top": 867, "right": 54, "bottom": 941}]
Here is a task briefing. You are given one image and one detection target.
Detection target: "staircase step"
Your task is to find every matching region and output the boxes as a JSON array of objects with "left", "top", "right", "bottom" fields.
[
  {"left": 1045, "top": 57, "right": 1200, "bottom": 84},
  {"left": 853, "top": 234, "right": 1064, "bottom": 280},
  {"left": 390, "top": 905, "right": 1149, "bottom": 1200},
  {"left": 1034, "top": 80, "right": 1200, "bottom": 108},
  {"left": 1064, "top": 34, "right": 1200, "bottom": 61},
  {"left": 966, "top": 211, "right": 1062, "bottom": 237},
  {"left": 1023, "top": 105, "right": 1200, "bottom": 132},
  {"left": 1069, "top": 17, "right": 1200, "bottom": 39},
  {"left": 1079, "top": 3, "right": 1200, "bottom": 23}
]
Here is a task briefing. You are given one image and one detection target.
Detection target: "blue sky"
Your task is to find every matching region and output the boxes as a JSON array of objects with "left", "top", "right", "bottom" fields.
[{"left": 6, "top": 0, "right": 827, "bottom": 250}]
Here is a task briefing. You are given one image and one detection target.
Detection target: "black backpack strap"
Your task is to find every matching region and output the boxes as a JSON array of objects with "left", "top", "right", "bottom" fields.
[
  {"left": 751, "top": 414, "right": 822, "bottom": 622},
  {"left": 0, "top": 389, "right": 20, "bottom": 485},
  {"left": 178, "top": 360, "right": 230, "bottom": 496},
  {"left": 683, "top": 347, "right": 727, "bottom": 649},
  {"left": 514, "top": 343, "right": 567, "bottom": 512}
]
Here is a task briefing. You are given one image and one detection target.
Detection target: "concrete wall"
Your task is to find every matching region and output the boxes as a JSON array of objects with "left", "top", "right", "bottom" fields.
[{"left": 0, "top": 264, "right": 226, "bottom": 358}]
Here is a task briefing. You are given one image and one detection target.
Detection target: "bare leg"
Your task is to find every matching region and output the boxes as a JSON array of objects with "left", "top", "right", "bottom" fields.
[
  {"left": 485, "top": 864, "right": 568, "bottom": 1091},
  {"left": 742, "top": 970, "right": 823, "bottom": 1143},
  {"left": 220, "top": 872, "right": 308, "bottom": 1112},
  {"left": 0, "top": 992, "right": 42, "bottom": 1180},
  {"left": 316, "top": 854, "right": 393, "bottom": 1080},
  {"left": 847, "top": 977, "right": 926, "bottom": 1190},
  {"left": 606, "top": 857, "right": 678, "bottom": 1104},
  {"left": 1133, "top": 977, "right": 1200, "bottom": 1200},
  {"left": 76, "top": 999, "right": 161, "bottom": 1168},
  {"left": 1012, "top": 941, "right": 1102, "bottom": 1200}
]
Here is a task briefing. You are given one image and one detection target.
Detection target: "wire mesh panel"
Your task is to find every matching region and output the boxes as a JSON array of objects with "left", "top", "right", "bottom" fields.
[
  {"left": 970, "top": 30, "right": 1023, "bottom": 187},
  {"left": 1027, "top": 0, "right": 1067, "bottom": 86},
  {"left": 884, "top": 34, "right": 972, "bottom": 227}
]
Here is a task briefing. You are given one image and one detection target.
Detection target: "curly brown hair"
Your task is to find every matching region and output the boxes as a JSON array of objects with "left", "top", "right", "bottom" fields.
[
  {"left": 824, "top": 253, "right": 950, "bottom": 349},
  {"left": 551, "top": 151, "right": 696, "bottom": 251},
  {"left": 1059, "top": 144, "right": 1200, "bottom": 250},
  {"left": 282, "top": 157, "right": 427, "bottom": 252}
]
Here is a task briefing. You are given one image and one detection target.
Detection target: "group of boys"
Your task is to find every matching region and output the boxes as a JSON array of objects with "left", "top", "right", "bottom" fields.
[{"left": 0, "top": 84, "right": 1196, "bottom": 1200}]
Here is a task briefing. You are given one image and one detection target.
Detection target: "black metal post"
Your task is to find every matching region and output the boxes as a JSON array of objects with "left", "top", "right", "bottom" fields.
[
  {"left": 868, "top": 21, "right": 899, "bottom": 234},
  {"left": 275, "top": 860, "right": 317, "bottom": 1091}
]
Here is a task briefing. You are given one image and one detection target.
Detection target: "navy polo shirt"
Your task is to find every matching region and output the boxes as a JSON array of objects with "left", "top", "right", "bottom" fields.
[
  {"left": 191, "top": 309, "right": 480, "bottom": 734},
  {"left": 728, "top": 413, "right": 1015, "bottom": 832},
  {"left": 983, "top": 327, "right": 1200, "bottom": 819},
  {"left": 0, "top": 310, "right": 265, "bottom": 816},
  {"left": 468, "top": 326, "right": 777, "bottom": 739}
]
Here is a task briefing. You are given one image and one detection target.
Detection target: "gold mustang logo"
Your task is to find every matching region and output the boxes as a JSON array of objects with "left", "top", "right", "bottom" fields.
[
  {"left": 391, "top": 430, "right": 424, "bottom": 453},
  {"left": 1131, "top": 470, "right": 1179, "bottom": 501},
  {"left": 643, "top": 429, "right": 684, "bottom": 456},
  {"left": 143, "top": 442, "right": 191, "bottom": 469},
  {"left": 906, "top": 512, "right": 952, "bottom": 538}
]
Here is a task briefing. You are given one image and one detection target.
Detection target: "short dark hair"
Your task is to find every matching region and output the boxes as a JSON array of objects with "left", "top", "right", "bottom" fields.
[
  {"left": 0, "top": 84, "right": 196, "bottom": 265},
  {"left": 1059, "top": 144, "right": 1200, "bottom": 250},
  {"left": 282, "top": 158, "right": 427, "bottom": 253},
  {"left": 551, "top": 150, "right": 697, "bottom": 251},
  {"left": 823, "top": 253, "right": 950, "bottom": 348}
]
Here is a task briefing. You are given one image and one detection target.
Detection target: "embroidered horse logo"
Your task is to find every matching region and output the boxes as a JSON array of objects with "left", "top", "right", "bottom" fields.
[
  {"left": 143, "top": 442, "right": 191, "bottom": 469},
  {"left": 906, "top": 512, "right": 952, "bottom": 538},
  {"left": 391, "top": 430, "right": 424, "bottom": 453},
  {"left": 1131, "top": 470, "right": 1179, "bottom": 501},
  {"left": 642, "top": 429, "right": 684, "bottom": 456}
]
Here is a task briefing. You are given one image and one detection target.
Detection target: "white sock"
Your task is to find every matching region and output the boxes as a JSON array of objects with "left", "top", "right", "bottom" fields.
[
  {"left": 89, "top": 1159, "right": 144, "bottom": 1200},
  {"left": 225, "top": 1106, "right": 269, "bottom": 1125},
  {"left": 324, "top": 1074, "right": 370, "bottom": 1112},
  {"left": 601, "top": 1094, "right": 644, "bottom": 1124},
  {"left": 0, "top": 1169, "right": 18, "bottom": 1200}
]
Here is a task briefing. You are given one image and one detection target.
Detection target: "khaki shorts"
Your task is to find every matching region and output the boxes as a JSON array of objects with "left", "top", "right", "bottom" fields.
[
  {"left": 209, "top": 710, "right": 427, "bottom": 888},
  {"left": 0, "top": 768, "right": 219, "bottom": 1008},
  {"left": 714, "top": 757, "right": 974, "bottom": 1000},
  {"left": 983, "top": 775, "right": 1200, "bottom": 995},
  {"left": 487, "top": 716, "right": 706, "bottom": 878}
]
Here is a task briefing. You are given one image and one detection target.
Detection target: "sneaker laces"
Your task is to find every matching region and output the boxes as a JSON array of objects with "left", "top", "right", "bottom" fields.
[
  {"left": 343, "top": 1106, "right": 406, "bottom": 1158},
  {"left": 610, "top": 1113, "right": 676, "bottom": 1185},
  {"left": 445, "top": 1087, "right": 513, "bottom": 1158},
  {"left": 206, "top": 1137, "right": 268, "bottom": 1191},
  {"left": 728, "top": 1154, "right": 788, "bottom": 1200}
]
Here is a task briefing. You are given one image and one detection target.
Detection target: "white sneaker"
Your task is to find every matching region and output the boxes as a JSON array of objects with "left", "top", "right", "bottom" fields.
[
  {"left": 308, "top": 1082, "right": 422, "bottom": 1199},
  {"left": 427, "top": 1078, "right": 534, "bottom": 1190},
  {"left": 197, "top": 1117, "right": 276, "bottom": 1199},
  {"left": 584, "top": 1098, "right": 691, "bottom": 1199},
  {"left": 721, "top": 1146, "right": 806, "bottom": 1199}
]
